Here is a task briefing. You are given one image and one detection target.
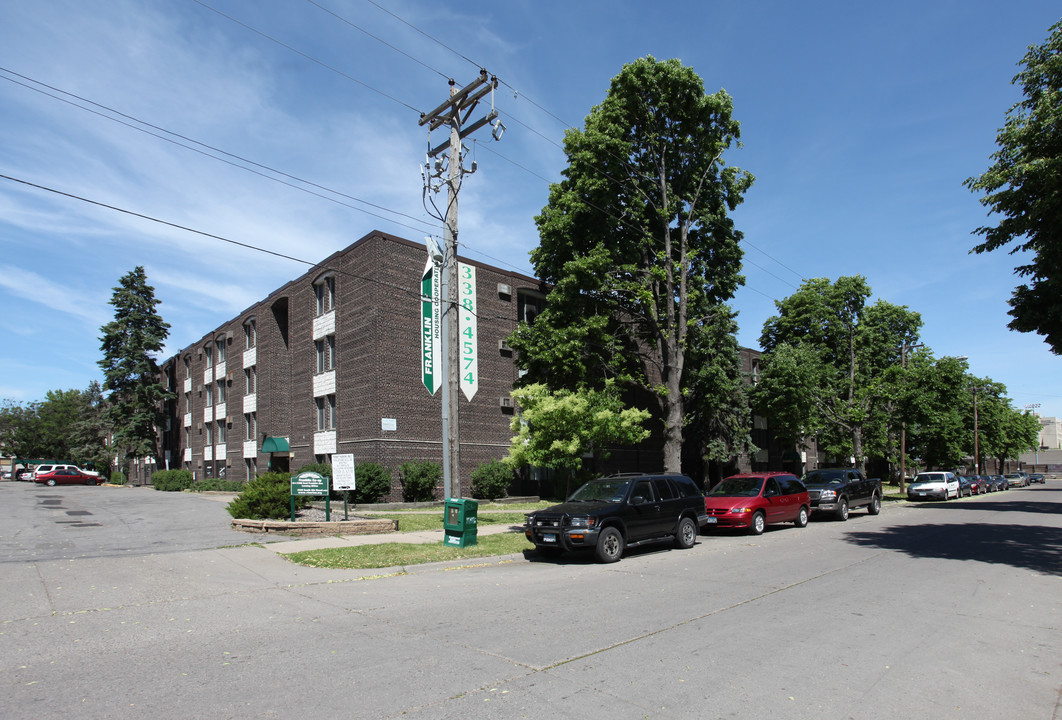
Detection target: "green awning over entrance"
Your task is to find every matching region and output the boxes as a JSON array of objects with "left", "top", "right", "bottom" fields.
[{"left": 261, "top": 436, "right": 290, "bottom": 453}]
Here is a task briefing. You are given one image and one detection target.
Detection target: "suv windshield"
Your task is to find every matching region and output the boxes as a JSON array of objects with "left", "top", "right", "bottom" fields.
[
  {"left": 708, "top": 477, "right": 764, "bottom": 497},
  {"left": 568, "top": 479, "right": 631, "bottom": 503}
]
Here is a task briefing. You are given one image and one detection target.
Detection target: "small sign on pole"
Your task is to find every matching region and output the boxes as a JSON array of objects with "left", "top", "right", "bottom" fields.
[{"left": 332, "top": 453, "right": 356, "bottom": 521}]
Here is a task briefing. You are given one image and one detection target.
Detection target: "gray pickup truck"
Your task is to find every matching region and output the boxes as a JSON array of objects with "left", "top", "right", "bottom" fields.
[{"left": 801, "top": 468, "right": 882, "bottom": 521}]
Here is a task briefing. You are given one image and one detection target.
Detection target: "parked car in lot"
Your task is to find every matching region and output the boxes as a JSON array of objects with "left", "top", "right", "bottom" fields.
[
  {"left": 704, "top": 472, "right": 810, "bottom": 535},
  {"left": 33, "top": 468, "right": 100, "bottom": 486},
  {"left": 907, "top": 472, "right": 960, "bottom": 501},
  {"left": 524, "top": 473, "right": 709, "bottom": 563},
  {"left": 801, "top": 467, "right": 882, "bottom": 520},
  {"left": 965, "top": 476, "right": 986, "bottom": 495},
  {"left": 32, "top": 463, "right": 100, "bottom": 480},
  {"left": 1028, "top": 473, "right": 1046, "bottom": 484},
  {"left": 1004, "top": 473, "right": 1026, "bottom": 488},
  {"left": 957, "top": 476, "right": 973, "bottom": 497},
  {"left": 988, "top": 475, "right": 1008, "bottom": 491}
]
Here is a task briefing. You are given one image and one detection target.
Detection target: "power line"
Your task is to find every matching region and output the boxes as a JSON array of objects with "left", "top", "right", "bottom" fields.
[
  {"left": 0, "top": 67, "right": 437, "bottom": 235},
  {"left": 0, "top": 172, "right": 522, "bottom": 324},
  {"left": 304, "top": 0, "right": 451, "bottom": 81},
  {"left": 190, "top": 0, "right": 423, "bottom": 115}
]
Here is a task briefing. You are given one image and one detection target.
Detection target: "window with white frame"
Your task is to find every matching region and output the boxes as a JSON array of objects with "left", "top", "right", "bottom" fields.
[
  {"left": 216, "top": 339, "right": 226, "bottom": 364},
  {"left": 205, "top": 422, "right": 213, "bottom": 445},
  {"left": 315, "top": 334, "right": 335, "bottom": 373},
  {"left": 184, "top": 355, "right": 191, "bottom": 379},
  {"left": 204, "top": 344, "right": 213, "bottom": 368},
  {"left": 315, "top": 274, "right": 335, "bottom": 316},
  {"left": 245, "top": 412, "right": 256, "bottom": 439},
  {"left": 217, "top": 379, "right": 227, "bottom": 404},
  {"left": 244, "top": 318, "right": 256, "bottom": 349},
  {"left": 217, "top": 420, "right": 227, "bottom": 444},
  {"left": 205, "top": 384, "right": 214, "bottom": 406},
  {"left": 245, "top": 457, "right": 257, "bottom": 479},
  {"left": 316, "top": 394, "right": 336, "bottom": 431},
  {"left": 245, "top": 366, "right": 256, "bottom": 394}
]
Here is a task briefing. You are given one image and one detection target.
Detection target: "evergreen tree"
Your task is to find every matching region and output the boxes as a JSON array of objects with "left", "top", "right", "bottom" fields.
[{"left": 98, "top": 267, "right": 172, "bottom": 470}]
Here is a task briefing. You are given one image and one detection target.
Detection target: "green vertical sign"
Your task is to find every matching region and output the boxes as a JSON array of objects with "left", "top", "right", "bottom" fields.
[{"left": 421, "top": 258, "right": 441, "bottom": 395}]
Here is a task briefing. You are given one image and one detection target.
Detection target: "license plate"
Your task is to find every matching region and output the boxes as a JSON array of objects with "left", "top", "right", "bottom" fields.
[
  {"left": 704, "top": 517, "right": 717, "bottom": 524},
  {"left": 542, "top": 533, "right": 557, "bottom": 543},
  {"left": 917, "top": 492, "right": 926, "bottom": 496}
]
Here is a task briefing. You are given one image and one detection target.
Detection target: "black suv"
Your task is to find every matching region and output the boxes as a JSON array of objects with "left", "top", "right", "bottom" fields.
[
  {"left": 524, "top": 473, "right": 709, "bottom": 563},
  {"left": 801, "top": 468, "right": 882, "bottom": 520}
]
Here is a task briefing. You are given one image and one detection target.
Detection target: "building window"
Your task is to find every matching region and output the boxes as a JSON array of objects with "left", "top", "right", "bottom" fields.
[
  {"left": 315, "top": 274, "right": 335, "bottom": 316},
  {"left": 217, "top": 379, "right": 227, "bottom": 404},
  {"left": 206, "top": 384, "right": 214, "bottom": 406},
  {"left": 216, "top": 339, "right": 226, "bottom": 364},
  {"left": 245, "top": 366, "right": 257, "bottom": 394},
  {"left": 217, "top": 420, "right": 227, "bottom": 444},
  {"left": 184, "top": 427, "right": 190, "bottom": 447},
  {"left": 517, "top": 291, "right": 545, "bottom": 324},
  {"left": 245, "top": 412, "right": 257, "bottom": 439},
  {"left": 205, "top": 422, "right": 213, "bottom": 445},
  {"left": 316, "top": 394, "right": 336, "bottom": 431},
  {"left": 315, "top": 454, "right": 332, "bottom": 465},
  {"left": 184, "top": 355, "right": 191, "bottom": 379},
  {"left": 204, "top": 344, "right": 213, "bottom": 368},
  {"left": 245, "top": 457, "right": 257, "bottom": 480},
  {"left": 244, "top": 318, "right": 256, "bottom": 349},
  {"left": 315, "top": 335, "right": 335, "bottom": 373}
]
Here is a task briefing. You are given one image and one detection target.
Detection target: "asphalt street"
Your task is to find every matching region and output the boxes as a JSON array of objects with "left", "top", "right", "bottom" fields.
[{"left": 0, "top": 481, "right": 1059, "bottom": 719}]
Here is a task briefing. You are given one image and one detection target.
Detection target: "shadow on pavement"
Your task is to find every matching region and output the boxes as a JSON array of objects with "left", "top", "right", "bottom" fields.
[{"left": 844, "top": 520, "right": 1062, "bottom": 577}]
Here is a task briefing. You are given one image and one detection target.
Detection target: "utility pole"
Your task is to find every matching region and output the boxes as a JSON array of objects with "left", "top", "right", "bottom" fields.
[
  {"left": 420, "top": 70, "right": 501, "bottom": 499},
  {"left": 898, "top": 341, "right": 924, "bottom": 495}
]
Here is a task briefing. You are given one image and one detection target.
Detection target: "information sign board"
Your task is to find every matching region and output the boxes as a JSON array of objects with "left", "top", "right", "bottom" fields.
[
  {"left": 332, "top": 453, "right": 356, "bottom": 491},
  {"left": 290, "top": 471, "right": 329, "bottom": 496}
]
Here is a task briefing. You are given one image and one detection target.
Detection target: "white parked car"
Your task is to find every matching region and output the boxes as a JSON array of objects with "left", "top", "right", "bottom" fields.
[
  {"left": 32, "top": 464, "right": 100, "bottom": 480},
  {"left": 908, "top": 472, "right": 960, "bottom": 501}
]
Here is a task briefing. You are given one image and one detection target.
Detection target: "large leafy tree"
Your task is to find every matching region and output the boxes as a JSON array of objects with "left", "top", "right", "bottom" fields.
[
  {"left": 965, "top": 20, "right": 1062, "bottom": 352},
  {"left": 754, "top": 276, "right": 922, "bottom": 473},
  {"left": 902, "top": 356, "right": 976, "bottom": 471},
  {"left": 510, "top": 56, "right": 753, "bottom": 474},
  {"left": 98, "top": 267, "right": 172, "bottom": 468}
]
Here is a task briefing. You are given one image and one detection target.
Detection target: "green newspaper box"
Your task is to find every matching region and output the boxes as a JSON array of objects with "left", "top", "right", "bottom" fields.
[{"left": 443, "top": 498, "right": 478, "bottom": 547}]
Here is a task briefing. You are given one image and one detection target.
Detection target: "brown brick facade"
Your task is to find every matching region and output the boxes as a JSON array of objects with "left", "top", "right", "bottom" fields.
[{"left": 161, "top": 230, "right": 539, "bottom": 500}]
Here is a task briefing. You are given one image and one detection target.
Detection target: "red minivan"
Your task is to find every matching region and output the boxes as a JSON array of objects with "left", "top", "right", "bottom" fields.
[{"left": 704, "top": 472, "right": 810, "bottom": 535}]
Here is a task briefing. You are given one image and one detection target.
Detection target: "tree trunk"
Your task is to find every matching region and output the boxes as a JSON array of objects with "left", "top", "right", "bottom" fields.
[
  {"left": 852, "top": 426, "right": 865, "bottom": 474},
  {"left": 662, "top": 377, "right": 685, "bottom": 474}
]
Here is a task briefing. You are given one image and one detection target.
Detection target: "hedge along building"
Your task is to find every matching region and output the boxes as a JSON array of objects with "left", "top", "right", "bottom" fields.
[{"left": 159, "top": 230, "right": 545, "bottom": 500}]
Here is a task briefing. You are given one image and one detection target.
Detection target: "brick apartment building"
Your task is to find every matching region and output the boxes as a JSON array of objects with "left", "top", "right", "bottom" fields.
[
  {"left": 158, "top": 229, "right": 812, "bottom": 497},
  {"left": 160, "top": 230, "right": 545, "bottom": 497}
]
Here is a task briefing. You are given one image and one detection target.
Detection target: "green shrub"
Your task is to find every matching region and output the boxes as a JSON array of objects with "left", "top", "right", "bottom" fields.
[
  {"left": 399, "top": 461, "right": 440, "bottom": 503},
  {"left": 470, "top": 460, "right": 513, "bottom": 501},
  {"left": 152, "top": 469, "right": 194, "bottom": 492},
  {"left": 110, "top": 472, "right": 127, "bottom": 485},
  {"left": 196, "top": 477, "right": 245, "bottom": 492},
  {"left": 352, "top": 462, "right": 393, "bottom": 504},
  {"left": 227, "top": 472, "right": 309, "bottom": 520}
]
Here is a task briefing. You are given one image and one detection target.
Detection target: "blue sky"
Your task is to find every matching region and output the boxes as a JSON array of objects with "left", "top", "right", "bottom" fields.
[{"left": 1, "top": 1, "right": 1060, "bottom": 418}]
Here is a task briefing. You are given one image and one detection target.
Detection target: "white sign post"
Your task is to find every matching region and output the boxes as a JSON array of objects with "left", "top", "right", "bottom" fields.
[
  {"left": 332, "top": 453, "right": 356, "bottom": 520},
  {"left": 459, "top": 262, "right": 478, "bottom": 401}
]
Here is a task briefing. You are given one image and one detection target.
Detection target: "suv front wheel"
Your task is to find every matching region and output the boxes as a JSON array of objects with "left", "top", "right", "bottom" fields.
[
  {"left": 674, "top": 517, "right": 697, "bottom": 549},
  {"left": 595, "top": 527, "right": 625, "bottom": 563}
]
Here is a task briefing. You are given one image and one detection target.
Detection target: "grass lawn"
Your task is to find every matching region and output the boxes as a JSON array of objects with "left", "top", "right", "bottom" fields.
[
  {"left": 282, "top": 532, "right": 534, "bottom": 569},
  {"left": 376, "top": 511, "right": 529, "bottom": 532}
]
